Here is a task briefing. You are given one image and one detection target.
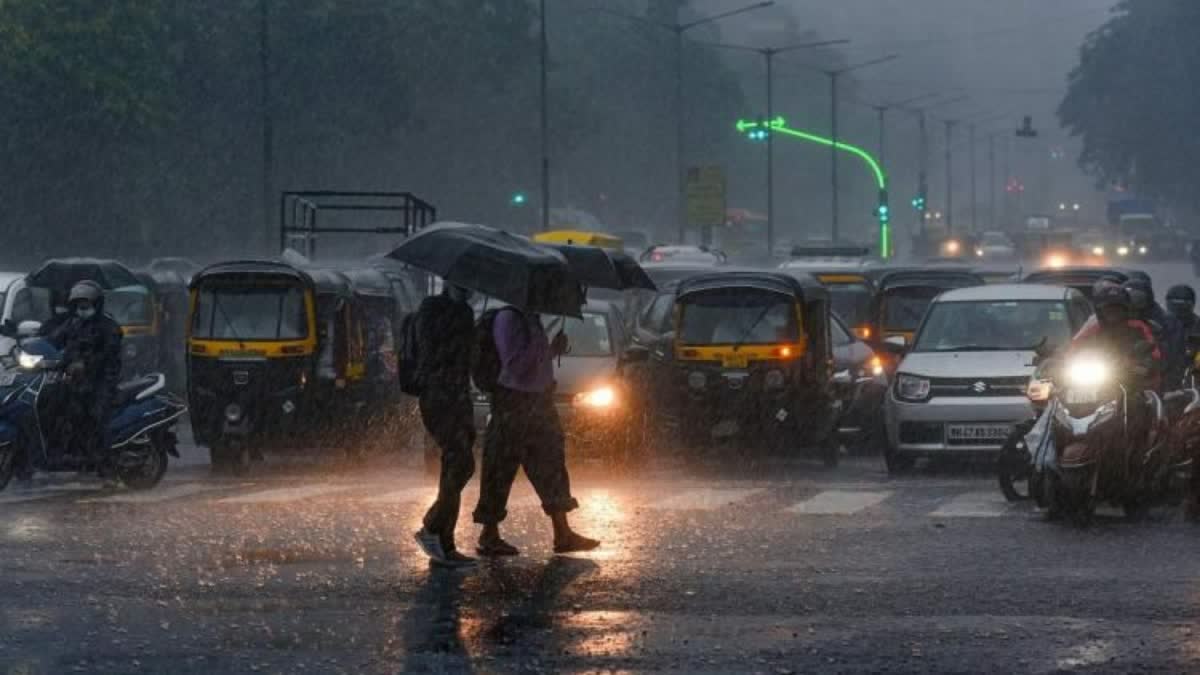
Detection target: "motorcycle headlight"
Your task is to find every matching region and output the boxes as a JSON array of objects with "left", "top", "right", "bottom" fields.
[
  {"left": 1066, "top": 358, "right": 1110, "bottom": 387},
  {"left": 687, "top": 371, "right": 707, "bottom": 390},
  {"left": 764, "top": 369, "right": 786, "bottom": 389},
  {"left": 896, "top": 373, "right": 930, "bottom": 401},
  {"left": 16, "top": 350, "right": 43, "bottom": 370},
  {"left": 574, "top": 386, "right": 616, "bottom": 409}
]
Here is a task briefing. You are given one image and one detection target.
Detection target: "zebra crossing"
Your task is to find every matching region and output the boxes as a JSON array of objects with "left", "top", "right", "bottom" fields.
[{"left": 0, "top": 479, "right": 1031, "bottom": 519}]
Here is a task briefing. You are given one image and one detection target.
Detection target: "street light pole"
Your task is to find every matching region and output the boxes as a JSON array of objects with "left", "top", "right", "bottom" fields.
[
  {"left": 822, "top": 54, "right": 898, "bottom": 241},
  {"left": 539, "top": 0, "right": 550, "bottom": 232},
  {"left": 674, "top": 27, "right": 685, "bottom": 242},
  {"left": 988, "top": 133, "right": 997, "bottom": 230},
  {"left": 944, "top": 119, "right": 955, "bottom": 234},
  {"left": 969, "top": 123, "right": 978, "bottom": 233},
  {"left": 259, "top": 0, "right": 273, "bottom": 251}
]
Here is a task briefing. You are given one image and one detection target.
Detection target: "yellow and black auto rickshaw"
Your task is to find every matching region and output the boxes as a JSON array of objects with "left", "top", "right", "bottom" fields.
[
  {"left": 187, "top": 260, "right": 408, "bottom": 469},
  {"left": 533, "top": 230, "right": 624, "bottom": 251},
  {"left": 664, "top": 271, "right": 838, "bottom": 465}
]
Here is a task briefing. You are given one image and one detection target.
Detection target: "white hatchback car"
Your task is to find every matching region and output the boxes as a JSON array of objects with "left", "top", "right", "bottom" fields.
[{"left": 883, "top": 283, "right": 1092, "bottom": 472}]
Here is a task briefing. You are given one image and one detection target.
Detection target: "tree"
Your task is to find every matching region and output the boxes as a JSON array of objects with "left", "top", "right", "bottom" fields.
[{"left": 1059, "top": 0, "right": 1200, "bottom": 214}]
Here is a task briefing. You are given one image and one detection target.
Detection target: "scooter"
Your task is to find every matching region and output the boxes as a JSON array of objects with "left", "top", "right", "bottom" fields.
[
  {"left": 996, "top": 355, "right": 1053, "bottom": 502},
  {"left": 0, "top": 325, "right": 186, "bottom": 491},
  {"left": 1030, "top": 348, "right": 1177, "bottom": 526}
]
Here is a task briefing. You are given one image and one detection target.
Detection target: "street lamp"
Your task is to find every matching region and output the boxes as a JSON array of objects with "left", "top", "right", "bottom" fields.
[
  {"left": 706, "top": 38, "right": 850, "bottom": 254},
  {"left": 593, "top": 1, "right": 776, "bottom": 242},
  {"left": 822, "top": 54, "right": 899, "bottom": 240}
]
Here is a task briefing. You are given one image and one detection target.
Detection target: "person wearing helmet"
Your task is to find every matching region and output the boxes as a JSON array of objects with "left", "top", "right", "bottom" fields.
[
  {"left": 1071, "top": 283, "right": 1161, "bottom": 390},
  {"left": 1123, "top": 277, "right": 1179, "bottom": 383},
  {"left": 1165, "top": 285, "right": 1200, "bottom": 385},
  {"left": 48, "top": 280, "right": 123, "bottom": 461}
]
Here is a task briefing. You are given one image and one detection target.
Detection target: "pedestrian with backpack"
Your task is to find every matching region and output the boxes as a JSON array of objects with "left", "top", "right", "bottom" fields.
[
  {"left": 410, "top": 283, "right": 479, "bottom": 567},
  {"left": 472, "top": 305, "right": 600, "bottom": 556}
]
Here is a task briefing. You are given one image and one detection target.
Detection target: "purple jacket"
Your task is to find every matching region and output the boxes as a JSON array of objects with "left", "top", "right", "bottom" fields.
[{"left": 493, "top": 309, "right": 555, "bottom": 393}]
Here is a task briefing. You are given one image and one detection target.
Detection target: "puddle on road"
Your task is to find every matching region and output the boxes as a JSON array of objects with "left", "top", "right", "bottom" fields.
[{"left": 219, "top": 547, "right": 361, "bottom": 567}]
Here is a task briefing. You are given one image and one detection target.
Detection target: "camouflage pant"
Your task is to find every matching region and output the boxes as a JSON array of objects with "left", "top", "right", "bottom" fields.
[{"left": 473, "top": 388, "right": 578, "bottom": 525}]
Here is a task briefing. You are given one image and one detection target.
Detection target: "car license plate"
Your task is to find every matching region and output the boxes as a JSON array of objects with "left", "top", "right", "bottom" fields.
[
  {"left": 1065, "top": 388, "right": 1099, "bottom": 405},
  {"left": 947, "top": 424, "right": 1011, "bottom": 441},
  {"left": 0, "top": 372, "right": 14, "bottom": 386}
]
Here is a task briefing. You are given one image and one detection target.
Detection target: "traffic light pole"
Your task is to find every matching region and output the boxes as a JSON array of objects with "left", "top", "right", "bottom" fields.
[
  {"left": 539, "top": 0, "right": 551, "bottom": 233},
  {"left": 829, "top": 71, "right": 840, "bottom": 241},
  {"left": 675, "top": 28, "right": 685, "bottom": 243},
  {"left": 988, "top": 133, "right": 996, "bottom": 230},
  {"left": 918, "top": 111, "right": 928, "bottom": 220},
  {"left": 969, "top": 123, "right": 978, "bottom": 233}
]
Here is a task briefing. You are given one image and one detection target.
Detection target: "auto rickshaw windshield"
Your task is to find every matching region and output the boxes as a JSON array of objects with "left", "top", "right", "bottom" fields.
[
  {"left": 880, "top": 287, "right": 942, "bottom": 333},
  {"left": 104, "top": 286, "right": 153, "bottom": 327},
  {"left": 678, "top": 289, "right": 799, "bottom": 346},
  {"left": 192, "top": 285, "right": 308, "bottom": 340}
]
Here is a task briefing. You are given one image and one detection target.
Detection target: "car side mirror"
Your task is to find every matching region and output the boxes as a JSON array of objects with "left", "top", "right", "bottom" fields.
[
  {"left": 880, "top": 335, "right": 908, "bottom": 355},
  {"left": 621, "top": 345, "right": 650, "bottom": 365},
  {"left": 17, "top": 321, "right": 42, "bottom": 338}
]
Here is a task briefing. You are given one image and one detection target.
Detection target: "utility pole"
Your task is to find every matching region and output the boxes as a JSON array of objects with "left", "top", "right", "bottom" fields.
[
  {"left": 539, "top": 0, "right": 550, "bottom": 232},
  {"left": 944, "top": 119, "right": 956, "bottom": 234},
  {"left": 259, "top": 0, "right": 273, "bottom": 251},
  {"left": 988, "top": 133, "right": 997, "bottom": 230},
  {"left": 765, "top": 52, "right": 774, "bottom": 255}
]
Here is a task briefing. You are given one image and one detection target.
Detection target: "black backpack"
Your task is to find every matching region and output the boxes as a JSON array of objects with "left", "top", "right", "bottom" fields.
[
  {"left": 396, "top": 311, "right": 423, "bottom": 396},
  {"left": 473, "top": 307, "right": 524, "bottom": 394}
]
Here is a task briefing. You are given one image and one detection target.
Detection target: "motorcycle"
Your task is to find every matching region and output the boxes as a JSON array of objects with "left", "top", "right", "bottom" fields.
[
  {"left": 1030, "top": 347, "right": 1187, "bottom": 526},
  {"left": 0, "top": 325, "right": 186, "bottom": 491}
]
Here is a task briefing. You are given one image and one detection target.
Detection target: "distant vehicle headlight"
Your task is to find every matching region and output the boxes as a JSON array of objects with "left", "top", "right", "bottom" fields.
[
  {"left": 943, "top": 240, "right": 961, "bottom": 255},
  {"left": 574, "top": 386, "right": 616, "bottom": 409},
  {"left": 975, "top": 247, "right": 985, "bottom": 257},
  {"left": 1117, "top": 246, "right": 1130, "bottom": 256},
  {"left": 16, "top": 350, "right": 43, "bottom": 370},
  {"left": 687, "top": 371, "right": 707, "bottom": 390},
  {"left": 1138, "top": 245, "right": 1148, "bottom": 255},
  {"left": 895, "top": 373, "right": 930, "bottom": 401},
  {"left": 764, "top": 369, "right": 786, "bottom": 389},
  {"left": 1091, "top": 246, "right": 1104, "bottom": 256},
  {"left": 1044, "top": 253, "right": 1068, "bottom": 269},
  {"left": 864, "top": 356, "right": 885, "bottom": 379}
]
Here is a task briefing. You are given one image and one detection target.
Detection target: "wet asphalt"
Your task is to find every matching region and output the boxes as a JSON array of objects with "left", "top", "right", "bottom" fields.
[{"left": 3, "top": 263, "right": 1200, "bottom": 674}]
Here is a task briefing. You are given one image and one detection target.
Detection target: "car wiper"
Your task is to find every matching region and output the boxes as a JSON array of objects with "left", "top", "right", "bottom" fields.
[{"left": 731, "top": 304, "right": 775, "bottom": 352}]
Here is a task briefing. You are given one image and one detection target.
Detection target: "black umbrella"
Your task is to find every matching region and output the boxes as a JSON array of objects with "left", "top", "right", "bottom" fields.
[
  {"left": 385, "top": 222, "right": 584, "bottom": 317},
  {"left": 542, "top": 244, "right": 657, "bottom": 291}
]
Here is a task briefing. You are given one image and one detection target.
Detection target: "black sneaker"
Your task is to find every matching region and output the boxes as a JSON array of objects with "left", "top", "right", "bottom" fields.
[
  {"left": 476, "top": 536, "right": 520, "bottom": 557},
  {"left": 413, "top": 529, "right": 447, "bottom": 563},
  {"left": 433, "top": 550, "right": 478, "bottom": 569}
]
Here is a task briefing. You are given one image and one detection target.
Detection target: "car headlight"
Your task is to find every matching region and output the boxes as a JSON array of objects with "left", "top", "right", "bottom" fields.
[
  {"left": 764, "top": 369, "right": 785, "bottom": 389},
  {"left": 1117, "top": 245, "right": 1130, "bottom": 256},
  {"left": 574, "top": 386, "right": 616, "bottom": 408},
  {"left": 1091, "top": 246, "right": 1104, "bottom": 256},
  {"left": 1138, "top": 245, "right": 1148, "bottom": 255},
  {"left": 1044, "top": 254, "right": 1068, "bottom": 269},
  {"left": 943, "top": 240, "right": 961, "bottom": 255},
  {"left": 1026, "top": 379, "right": 1053, "bottom": 402},
  {"left": 16, "top": 350, "right": 43, "bottom": 370},
  {"left": 687, "top": 371, "right": 707, "bottom": 390},
  {"left": 224, "top": 403, "right": 243, "bottom": 422},
  {"left": 1066, "top": 358, "right": 1109, "bottom": 387},
  {"left": 895, "top": 373, "right": 930, "bottom": 401},
  {"left": 975, "top": 248, "right": 984, "bottom": 257}
]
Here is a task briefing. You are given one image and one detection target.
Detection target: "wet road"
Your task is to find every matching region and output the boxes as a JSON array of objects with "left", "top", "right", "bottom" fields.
[
  {"left": 4, "top": 263, "right": 1200, "bottom": 674},
  {"left": 3, "top": 436, "right": 1200, "bottom": 674}
]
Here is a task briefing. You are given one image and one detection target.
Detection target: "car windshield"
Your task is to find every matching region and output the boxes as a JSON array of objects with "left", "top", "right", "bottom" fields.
[
  {"left": 191, "top": 286, "right": 308, "bottom": 340},
  {"left": 880, "top": 288, "right": 942, "bottom": 331},
  {"left": 561, "top": 312, "right": 612, "bottom": 357},
  {"left": 678, "top": 289, "right": 798, "bottom": 345},
  {"left": 826, "top": 283, "right": 871, "bottom": 327},
  {"left": 913, "top": 300, "right": 1074, "bottom": 352},
  {"left": 104, "top": 286, "right": 154, "bottom": 326}
]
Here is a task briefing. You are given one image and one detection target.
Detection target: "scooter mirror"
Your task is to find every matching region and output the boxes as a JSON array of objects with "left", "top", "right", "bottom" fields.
[{"left": 16, "top": 321, "right": 41, "bottom": 338}]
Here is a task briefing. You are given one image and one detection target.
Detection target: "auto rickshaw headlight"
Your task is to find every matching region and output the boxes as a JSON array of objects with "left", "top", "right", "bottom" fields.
[
  {"left": 224, "top": 403, "right": 244, "bottom": 422},
  {"left": 687, "top": 371, "right": 707, "bottom": 390},
  {"left": 764, "top": 369, "right": 785, "bottom": 389}
]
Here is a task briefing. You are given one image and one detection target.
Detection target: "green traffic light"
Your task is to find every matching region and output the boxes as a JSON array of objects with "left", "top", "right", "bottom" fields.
[{"left": 510, "top": 192, "right": 527, "bottom": 206}]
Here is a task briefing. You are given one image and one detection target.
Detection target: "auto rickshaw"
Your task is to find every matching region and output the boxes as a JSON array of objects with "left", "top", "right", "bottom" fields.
[
  {"left": 779, "top": 264, "right": 876, "bottom": 339},
  {"left": 663, "top": 271, "right": 838, "bottom": 465},
  {"left": 186, "top": 260, "right": 409, "bottom": 469},
  {"left": 24, "top": 258, "right": 158, "bottom": 378},
  {"left": 865, "top": 267, "right": 985, "bottom": 348},
  {"left": 533, "top": 230, "right": 624, "bottom": 251},
  {"left": 136, "top": 269, "right": 190, "bottom": 390}
]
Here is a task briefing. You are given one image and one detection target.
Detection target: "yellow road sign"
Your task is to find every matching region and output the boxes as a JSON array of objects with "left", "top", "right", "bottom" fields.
[{"left": 686, "top": 165, "right": 726, "bottom": 227}]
